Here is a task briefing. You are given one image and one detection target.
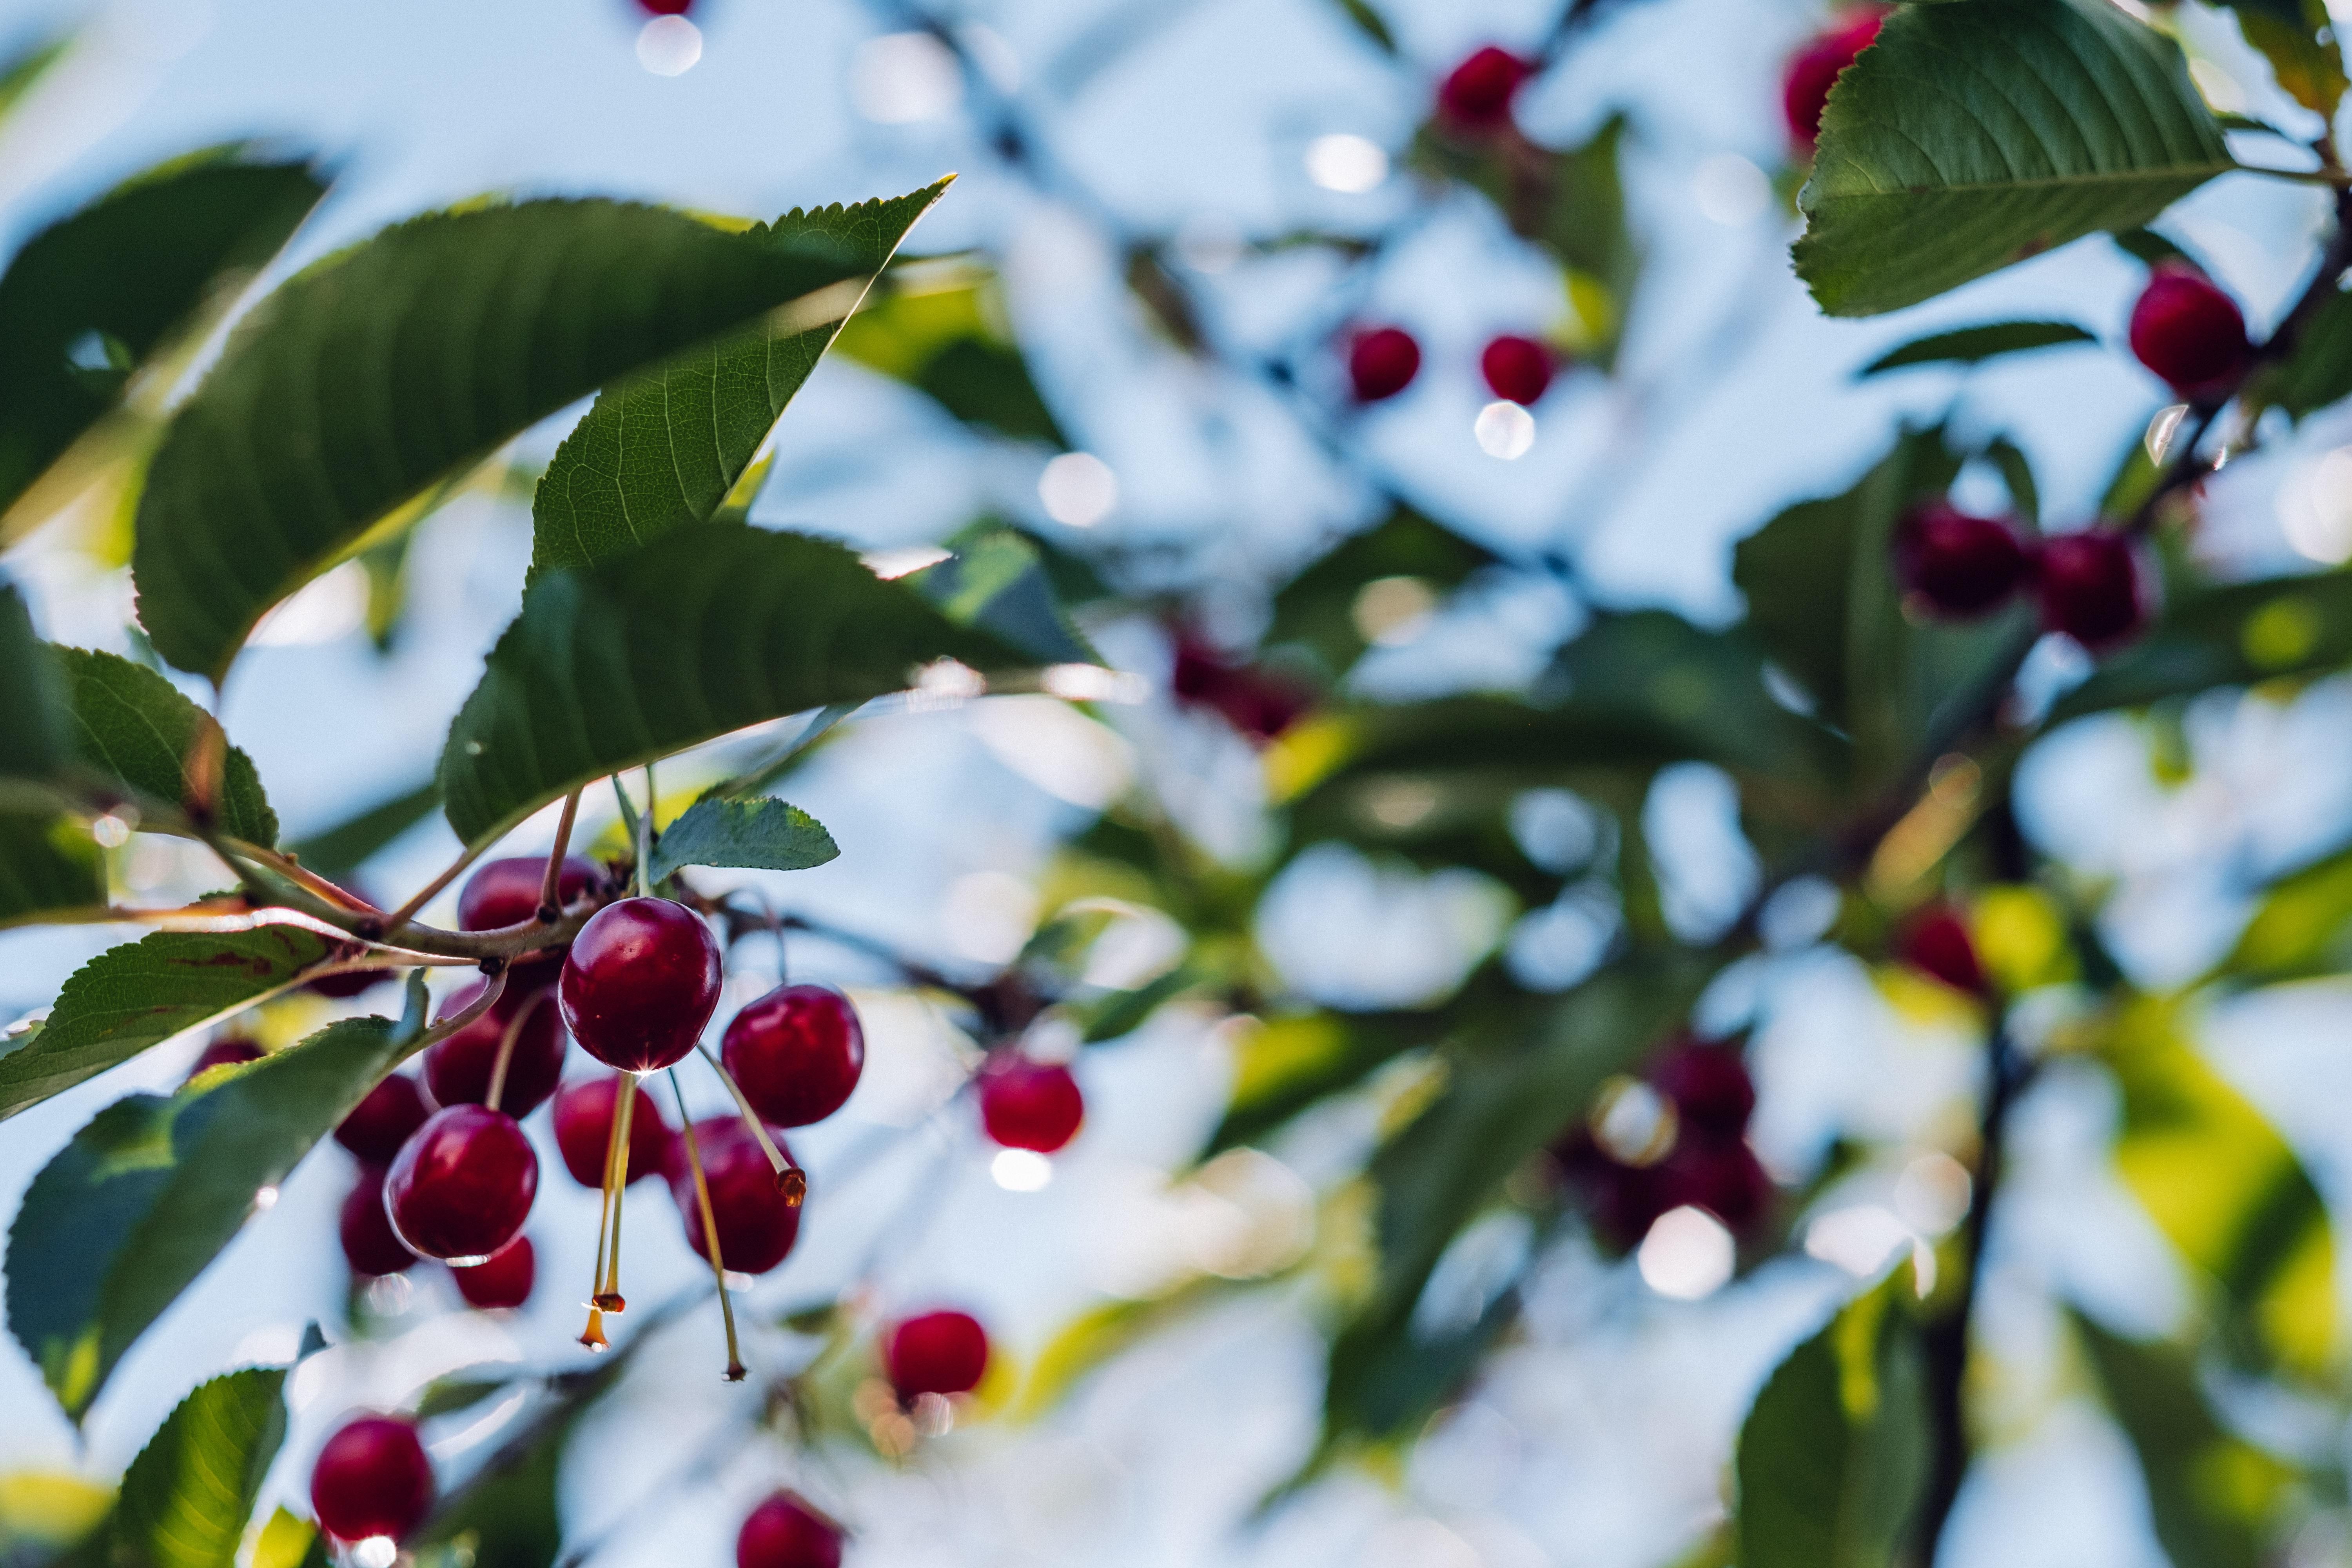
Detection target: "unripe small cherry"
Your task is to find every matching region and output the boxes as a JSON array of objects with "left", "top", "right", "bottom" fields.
[
  {"left": 2036, "top": 531, "right": 2151, "bottom": 652},
  {"left": 1436, "top": 46, "right": 1532, "bottom": 134},
  {"left": 310, "top": 1414, "right": 433, "bottom": 1544},
  {"left": 672, "top": 1117, "right": 803, "bottom": 1274},
  {"left": 459, "top": 855, "right": 602, "bottom": 985},
  {"left": 1784, "top": 9, "right": 1887, "bottom": 149},
  {"left": 1899, "top": 904, "right": 1988, "bottom": 996},
  {"left": 884, "top": 1309, "right": 990, "bottom": 1400},
  {"left": 559, "top": 897, "right": 724, "bottom": 1073},
  {"left": 978, "top": 1055, "right": 1084, "bottom": 1154},
  {"left": 451, "top": 1235, "right": 535, "bottom": 1310},
  {"left": 186, "top": 1036, "right": 262, "bottom": 1082},
  {"left": 737, "top": 1490, "right": 844, "bottom": 1568},
  {"left": 1348, "top": 326, "right": 1420, "bottom": 403},
  {"left": 552, "top": 1075, "right": 675, "bottom": 1187},
  {"left": 385, "top": 1104, "right": 539, "bottom": 1265},
  {"left": 2129, "top": 263, "right": 2251, "bottom": 400},
  {"left": 1481, "top": 334, "right": 1555, "bottom": 405},
  {"left": 339, "top": 1166, "right": 418, "bottom": 1278},
  {"left": 1649, "top": 1040, "right": 1755, "bottom": 1137},
  {"left": 722, "top": 985, "right": 866, "bottom": 1128},
  {"left": 423, "top": 982, "right": 567, "bottom": 1116},
  {"left": 337, "top": 1073, "right": 431, "bottom": 1163},
  {"left": 1894, "top": 502, "right": 2034, "bottom": 619}
]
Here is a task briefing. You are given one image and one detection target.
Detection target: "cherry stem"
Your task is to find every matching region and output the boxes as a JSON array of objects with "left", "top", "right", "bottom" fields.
[
  {"left": 400, "top": 966, "right": 506, "bottom": 1064},
  {"left": 693, "top": 1044, "right": 802, "bottom": 1202},
  {"left": 636, "top": 763, "right": 655, "bottom": 900},
  {"left": 484, "top": 987, "right": 548, "bottom": 1114},
  {"left": 383, "top": 838, "right": 492, "bottom": 932},
  {"left": 586, "top": 1068, "right": 627, "bottom": 1324},
  {"left": 669, "top": 1069, "right": 747, "bottom": 1382},
  {"left": 220, "top": 838, "right": 379, "bottom": 912},
  {"left": 596, "top": 1072, "right": 638, "bottom": 1312},
  {"left": 538, "top": 789, "right": 582, "bottom": 918}
]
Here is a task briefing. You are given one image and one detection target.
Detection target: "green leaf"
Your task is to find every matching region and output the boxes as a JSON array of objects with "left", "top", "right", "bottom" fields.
[
  {"left": 906, "top": 525, "right": 1097, "bottom": 666},
  {"left": 1735, "top": 1273, "right": 1930, "bottom": 1568},
  {"left": 7, "top": 1014, "right": 404, "bottom": 1420},
  {"left": 2073, "top": 1312, "right": 2283, "bottom": 1568},
  {"left": 2051, "top": 569, "right": 2352, "bottom": 722},
  {"left": 0, "top": 149, "right": 327, "bottom": 525},
  {"left": 436, "top": 523, "right": 1048, "bottom": 850},
  {"left": 1795, "top": 0, "right": 2233, "bottom": 317},
  {"left": 251, "top": 1507, "right": 325, "bottom": 1568},
  {"left": 0, "top": 811, "right": 105, "bottom": 929},
  {"left": 130, "top": 199, "right": 881, "bottom": 681},
  {"left": 2212, "top": 0, "right": 2348, "bottom": 118},
  {"left": 0, "top": 925, "right": 336, "bottom": 1122},
  {"left": 2224, "top": 840, "right": 2352, "bottom": 982},
  {"left": 529, "top": 181, "right": 949, "bottom": 577},
  {"left": 286, "top": 777, "right": 441, "bottom": 885},
  {"left": 831, "top": 266, "right": 1067, "bottom": 445},
  {"left": 1267, "top": 506, "right": 1501, "bottom": 679},
  {"left": 53, "top": 647, "right": 276, "bottom": 844},
  {"left": 1329, "top": 0, "right": 1395, "bottom": 52},
  {"left": 0, "top": 34, "right": 69, "bottom": 128},
  {"left": 1858, "top": 320, "right": 2098, "bottom": 376},
  {"left": 648, "top": 796, "right": 838, "bottom": 881},
  {"left": 413, "top": 1375, "right": 515, "bottom": 1420},
  {"left": 2261, "top": 283, "right": 2352, "bottom": 418},
  {"left": 103, "top": 1367, "right": 289, "bottom": 1568},
  {"left": 0, "top": 578, "right": 70, "bottom": 788}
]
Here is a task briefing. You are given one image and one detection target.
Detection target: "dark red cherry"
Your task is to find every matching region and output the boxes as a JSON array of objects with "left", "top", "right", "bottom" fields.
[
  {"left": 308, "top": 944, "right": 389, "bottom": 999},
  {"left": 2036, "top": 531, "right": 2151, "bottom": 652},
  {"left": 385, "top": 1105, "right": 538, "bottom": 1265},
  {"left": 1481, "top": 334, "right": 1555, "bottom": 405},
  {"left": 186, "top": 1036, "right": 262, "bottom": 1082},
  {"left": 2129, "top": 264, "right": 2252, "bottom": 400},
  {"left": 1784, "top": 9, "right": 1887, "bottom": 148},
  {"left": 634, "top": 0, "right": 694, "bottom": 14},
  {"left": 552, "top": 1075, "right": 675, "bottom": 1187},
  {"left": 558, "top": 897, "right": 724, "bottom": 1073},
  {"left": 336, "top": 1073, "right": 431, "bottom": 1163},
  {"left": 1649, "top": 1040, "right": 1755, "bottom": 1137},
  {"left": 670, "top": 1117, "right": 802, "bottom": 1274},
  {"left": 1348, "top": 327, "right": 1420, "bottom": 403},
  {"left": 1436, "top": 46, "right": 1532, "bottom": 134},
  {"left": 310, "top": 1414, "right": 433, "bottom": 1543},
  {"left": 1900, "top": 904, "right": 1988, "bottom": 996},
  {"left": 884, "top": 1310, "right": 990, "bottom": 1400},
  {"left": 722, "top": 985, "right": 866, "bottom": 1128},
  {"left": 1170, "top": 633, "right": 1316, "bottom": 742},
  {"left": 978, "top": 1055, "right": 1084, "bottom": 1154},
  {"left": 460, "top": 855, "right": 603, "bottom": 985},
  {"left": 737, "top": 1490, "right": 844, "bottom": 1568},
  {"left": 339, "top": 1166, "right": 418, "bottom": 1278},
  {"left": 423, "top": 981, "right": 566, "bottom": 1116},
  {"left": 1895, "top": 502, "right": 2033, "bottom": 619},
  {"left": 1655, "top": 1134, "right": 1772, "bottom": 1232},
  {"left": 451, "top": 1234, "right": 535, "bottom": 1310}
]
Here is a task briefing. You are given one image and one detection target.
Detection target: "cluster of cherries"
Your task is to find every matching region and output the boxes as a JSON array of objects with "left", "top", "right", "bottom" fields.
[{"left": 306, "top": 1307, "right": 998, "bottom": 1565}]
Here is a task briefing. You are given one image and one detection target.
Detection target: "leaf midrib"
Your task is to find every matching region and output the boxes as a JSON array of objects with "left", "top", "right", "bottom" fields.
[{"left": 1812, "top": 156, "right": 2237, "bottom": 203}]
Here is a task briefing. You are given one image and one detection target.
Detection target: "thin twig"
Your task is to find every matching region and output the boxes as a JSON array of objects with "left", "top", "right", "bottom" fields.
[
  {"left": 382, "top": 838, "right": 491, "bottom": 931},
  {"left": 538, "top": 789, "right": 582, "bottom": 920},
  {"left": 695, "top": 1044, "right": 804, "bottom": 1200}
]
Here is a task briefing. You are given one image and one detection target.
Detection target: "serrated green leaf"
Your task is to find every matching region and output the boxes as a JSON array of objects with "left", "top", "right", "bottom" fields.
[
  {"left": 1858, "top": 320, "right": 2098, "bottom": 376},
  {"left": 2051, "top": 568, "right": 2352, "bottom": 722},
  {"left": 530, "top": 181, "right": 949, "bottom": 576},
  {"left": 0, "top": 811, "right": 105, "bottom": 929},
  {"left": 0, "top": 149, "right": 326, "bottom": 528},
  {"left": 105, "top": 1367, "right": 288, "bottom": 1568},
  {"left": 0, "top": 578, "right": 70, "bottom": 788},
  {"left": 287, "top": 777, "right": 441, "bottom": 885},
  {"left": 0, "top": 925, "right": 336, "bottom": 1122},
  {"left": 907, "top": 525, "right": 1097, "bottom": 666},
  {"left": 436, "top": 523, "right": 1047, "bottom": 850},
  {"left": 131, "top": 199, "right": 878, "bottom": 681},
  {"left": 1795, "top": 0, "right": 2233, "bottom": 317},
  {"left": 648, "top": 796, "right": 838, "bottom": 881},
  {"left": 7, "top": 1014, "right": 403, "bottom": 1420},
  {"left": 53, "top": 647, "right": 275, "bottom": 844},
  {"left": 1736, "top": 1273, "right": 1929, "bottom": 1568}
]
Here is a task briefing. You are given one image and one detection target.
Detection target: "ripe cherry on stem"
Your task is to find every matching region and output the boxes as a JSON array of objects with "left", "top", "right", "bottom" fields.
[
  {"left": 884, "top": 1310, "right": 991, "bottom": 1401},
  {"left": 384, "top": 1104, "right": 539, "bottom": 1265},
  {"left": 670, "top": 1088, "right": 762, "bottom": 1381},
  {"left": 722, "top": 984, "right": 866, "bottom": 1127},
  {"left": 1783, "top": 8, "right": 1887, "bottom": 149},
  {"left": 978, "top": 1055, "right": 1084, "bottom": 1154},
  {"left": 1893, "top": 502, "right": 2034, "bottom": 619},
  {"left": 1347, "top": 326, "right": 1420, "bottom": 403},
  {"left": 336, "top": 1073, "right": 430, "bottom": 1163},
  {"left": 1481, "top": 334, "right": 1555, "bottom": 406},
  {"left": 1436, "top": 46, "right": 1532, "bottom": 135},
  {"left": 553, "top": 1075, "right": 674, "bottom": 1187},
  {"left": 2129, "top": 263, "right": 2251, "bottom": 401},
  {"left": 737, "top": 1491, "right": 844, "bottom": 1568},
  {"left": 185, "top": 1037, "right": 262, "bottom": 1082},
  {"left": 559, "top": 898, "right": 725, "bottom": 1072},
  {"left": 452, "top": 1234, "right": 535, "bottom": 1310},
  {"left": 425, "top": 982, "right": 566, "bottom": 1116},
  {"left": 310, "top": 1414, "right": 433, "bottom": 1544},
  {"left": 460, "top": 853, "right": 603, "bottom": 986},
  {"left": 672, "top": 1116, "right": 804, "bottom": 1274},
  {"left": 2037, "top": 530, "right": 2152, "bottom": 652}
]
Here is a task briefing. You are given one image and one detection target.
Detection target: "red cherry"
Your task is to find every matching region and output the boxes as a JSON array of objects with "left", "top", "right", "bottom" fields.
[
  {"left": 451, "top": 1235, "right": 535, "bottom": 1310},
  {"left": 1481, "top": 334, "right": 1555, "bottom": 405},
  {"left": 558, "top": 898, "right": 724, "bottom": 1073},
  {"left": 1436, "top": 46, "right": 1532, "bottom": 134},
  {"left": 552, "top": 1075, "right": 675, "bottom": 1187},
  {"left": 339, "top": 1166, "right": 418, "bottom": 1278},
  {"left": 723, "top": 985, "right": 866, "bottom": 1128},
  {"left": 1899, "top": 904, "right": 1988, "bottom": 995},
  {"left": 1170, "top": 633, "right": 1315, "bottom": 742},
  {"left": 2036, "top": 531, "right": 2151, "bottom": 652},
  {"left": 310, "top": 1414, "right": 433, "bottom": 1543},
  {"left": 671, "top": 1117, "right": 802, "bottom": 1274},
  {"left": 336, "top": 1073, "right": 431, "bottom": 1163},
  {"left": 883, "top": 1310, "right": 990, "bottom": 1399},
  {"left": 634, "top": 0, "right": 694, "bottom": 14},
  {"left": 1783, "top": 9, "right": 1887, "bottom": 149},
  {"left": 1655, "top": 1134, "right": 1771, "bottom": 1232},
  {"left": 423, "top": 981, "right": 567, "bottom": 1116},
  {"left": 186, "top": 1036, "right": 262, "bottom": 1081},
  {"left": 460, "top": 855, "right": 602, "bottom": 985},
  {"left": 737, "top": 1490, "right": 844, "bottom": 1568},
  {"left": 1649, "top": 1040, "right": 1755, "bottom": 1136},
  {"left": 1347, "top": 326, "right": 1420, "bottom": 403},
  {"left": 978, "top": 1056, "right": 1084, "bottom": 1154},
  {"left": 1894, "top": 502, "right": 2033, "bottom": 619},
  {"left": 308, "top": 952, "right": 388, "bottom": 999},
  {"left": 385, "top": 1105, "right": 539, "bottom": 1265},
  {"left": 2129, "top": 264, "right": 2251, "bottom": 400}
]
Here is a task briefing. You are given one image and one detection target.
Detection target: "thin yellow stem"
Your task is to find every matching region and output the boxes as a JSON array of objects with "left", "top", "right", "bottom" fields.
[
  {"left": 637, "top": 763, "right": 655, "bottom": 899},
  {"left": 670, "top": 1069, "right": 746, "bottom": 1381},
  {"left": 694, "top": 1044, "right": 803, "bottom": 1203},
  {"left": 583, "top": 1069, "right": 628, "bottom": 1337},
  {"left": 596, "top": 1073, "right": 639, "bottom": 1312},
  {"left": 483, "top": 987, "right": 548, "bottom": 1113}
]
